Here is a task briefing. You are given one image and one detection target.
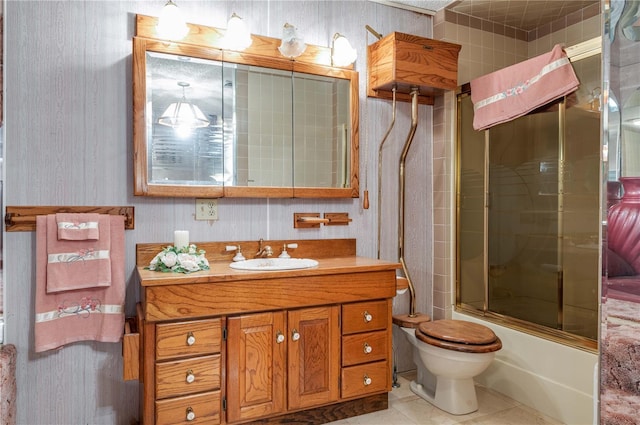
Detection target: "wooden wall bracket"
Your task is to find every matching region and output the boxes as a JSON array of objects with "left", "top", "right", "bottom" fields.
[
  {"left": 294, "top": 212, "right": 352, "bottom": 228},
  {"left": 324, "top": 213, "right": 352, "bottom": 226},
  {"left": 5, "top": 206, "right": 135, "bottom": 231},
  {"left": 294, "top": 213, "right": 327, "bottom": 228}
]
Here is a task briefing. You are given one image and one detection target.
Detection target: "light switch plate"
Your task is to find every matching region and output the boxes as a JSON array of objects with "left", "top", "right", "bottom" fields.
[{"left": 195, "top": 198, "right": 218, "bottom": 220}]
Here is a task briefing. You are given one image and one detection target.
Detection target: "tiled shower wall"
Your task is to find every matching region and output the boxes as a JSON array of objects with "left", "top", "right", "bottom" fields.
[{"left": 428, "top": 6, "right": 601, "bottom": 320}]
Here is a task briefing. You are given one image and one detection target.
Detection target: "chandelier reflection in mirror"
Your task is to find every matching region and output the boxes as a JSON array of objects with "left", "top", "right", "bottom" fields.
[{"left": 158, "top": 81, "right": 210, "bottom": 138}]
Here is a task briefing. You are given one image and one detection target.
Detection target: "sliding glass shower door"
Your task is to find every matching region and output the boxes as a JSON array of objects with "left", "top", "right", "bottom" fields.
[{"left": 457, "top": 42, "right": 600, "bottom": 346}]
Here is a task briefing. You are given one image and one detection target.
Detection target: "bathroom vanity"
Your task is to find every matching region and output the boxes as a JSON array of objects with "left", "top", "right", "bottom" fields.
[{"left": 127, "top": 239, "right": 400, "bottom": 424}]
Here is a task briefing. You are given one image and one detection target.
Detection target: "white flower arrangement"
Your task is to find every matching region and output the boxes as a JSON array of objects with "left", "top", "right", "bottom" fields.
[{"left": 147, "top": 244, "right": 210, "bottom": 274}]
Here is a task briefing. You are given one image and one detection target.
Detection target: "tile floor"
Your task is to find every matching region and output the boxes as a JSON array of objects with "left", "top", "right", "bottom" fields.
[{"left": 327, "top": 371, "right": 564, "bottom": 425}]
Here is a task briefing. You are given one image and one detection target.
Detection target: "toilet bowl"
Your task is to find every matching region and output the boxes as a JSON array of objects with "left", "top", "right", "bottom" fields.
[{"left": 395, "top": 318, "right": 502, "bottom": 415}]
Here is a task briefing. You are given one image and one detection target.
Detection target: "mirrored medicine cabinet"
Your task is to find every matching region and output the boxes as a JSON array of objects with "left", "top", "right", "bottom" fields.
[{"left": 133, "top": 15, "right": 359, "bottom": 198}]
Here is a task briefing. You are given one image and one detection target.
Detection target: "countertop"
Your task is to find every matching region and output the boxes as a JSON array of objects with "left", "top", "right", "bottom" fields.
[{"left": 137, "top": 256, "right": 402, "bottom": 287}]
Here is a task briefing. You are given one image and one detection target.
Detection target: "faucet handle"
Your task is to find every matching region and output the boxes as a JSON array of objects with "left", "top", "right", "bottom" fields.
[
  {"left": 226, "top": 245, "right": 246, "bottom": 262},
  {"left": 279, "top": 244, "right": 291, "bottom": 258},
  {"left": 279, "top": 243, "right": 298, "bottom": 258}
]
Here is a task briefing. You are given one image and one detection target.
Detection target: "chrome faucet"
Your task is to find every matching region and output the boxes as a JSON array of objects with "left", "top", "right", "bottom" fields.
[{"left": 255, "top": 238, "right": 273, "bottom": 258}]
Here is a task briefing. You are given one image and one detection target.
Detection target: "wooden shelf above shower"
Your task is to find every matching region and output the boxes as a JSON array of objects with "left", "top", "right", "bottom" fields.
[{"left": 367, "top": 32, "right": 461, "bottom": 104}]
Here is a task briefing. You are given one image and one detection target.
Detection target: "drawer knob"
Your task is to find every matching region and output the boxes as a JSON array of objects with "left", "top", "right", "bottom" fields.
[
  {"left": 291, "top": 329, "right": 300, "bottom": 342},
  {"left": 363, "top": 343, "right": 373, "bottom": 354},
  {"left": 186, "top": 332, "right": 196, "bottom": 346},
  {"left": 186, "top": 369, "right": 195, "bottom": 384},
  {"left": 363, "top": 374, "right": 372, "bottom": 386},
  {"left": 276, "top": 331, "right": 285, "bottom": 344},
  {"left": 363, "top": 311, "right": 373, "bottom": 322},
  {"left": 186, "top": 407, "right": 196, "bottom": 421}
]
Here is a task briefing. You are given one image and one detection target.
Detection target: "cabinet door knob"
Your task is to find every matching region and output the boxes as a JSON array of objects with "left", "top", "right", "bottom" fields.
[
  {"left": 363, "top": 342, "right": 373, "bottom": 354},
  {"left": 276, "top": 331, "right": 285, "bottom": 344},
  {"left": 291, "top": 329, "right": 300, "bottom": 341},
  {"left": 186, "top": 369, "right": 195, "bottom": 384},
  {"left": 363, "top": 311, "right": 373, "bottom": 322},
  {"left": 186, "top": 332, "right": 196, "bottom": 346},
  {"left": 363, "top": 374, "right": 372, "bottom": 386},
  {"left": 186, "top": 407, "right": 196, "bottom": 421}
]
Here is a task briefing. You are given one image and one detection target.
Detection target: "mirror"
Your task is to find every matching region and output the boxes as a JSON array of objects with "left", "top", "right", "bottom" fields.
[
  {"left": 133, "top": 15, "right": 359, "bottom": 198},
  {"left": 620, "top": 1, "right": 640, "bottom": 42},
  {"left": 621, "top": 87, "right": 640, "bottom": 176}
]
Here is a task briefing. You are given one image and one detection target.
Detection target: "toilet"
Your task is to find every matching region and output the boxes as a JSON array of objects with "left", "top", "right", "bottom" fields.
[{"left": 394, "top": 316, "right": 502, "bottom": 415}]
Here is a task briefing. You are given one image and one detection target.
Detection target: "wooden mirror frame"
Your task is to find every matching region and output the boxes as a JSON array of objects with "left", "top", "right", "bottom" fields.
[{"left": 133, "top": 15, "right": 359, "bottom": 198}]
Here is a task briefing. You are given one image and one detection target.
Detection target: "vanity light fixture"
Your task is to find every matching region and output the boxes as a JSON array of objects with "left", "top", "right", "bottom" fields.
[
  {"left": 331, "top": 33, "right": 357, "bottom": 67},
  {"left": 156, "top": 0, "right": 189, "bottom": 41},
  {"left": 278, "top": 23, "right": 307, "bottom": 59},
  {"left": 158, "top": 82, "right": 209, "bottom": 135},
  {"left": 222, "top": 13, "right": 252, "bottom": 51}
]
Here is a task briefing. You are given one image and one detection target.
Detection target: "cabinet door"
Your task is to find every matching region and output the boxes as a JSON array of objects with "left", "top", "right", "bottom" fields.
[
  {"left": 227, "top": 311, "right": 286, "bottom": 423},
  {"left": 288, "top": 306, "right": 340, "bottom": 410}
]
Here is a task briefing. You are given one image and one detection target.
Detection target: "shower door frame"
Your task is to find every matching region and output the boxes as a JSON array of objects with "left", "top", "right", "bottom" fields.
[{"left": 455, "top": 38, "right": 601, "bottom": 353}]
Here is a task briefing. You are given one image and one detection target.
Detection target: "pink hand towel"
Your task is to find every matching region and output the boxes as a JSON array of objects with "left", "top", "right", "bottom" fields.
[
  {"left": 470, "top": 44, "right": 579, "bottom": 130},
  {"left": 35, "top": 215, "right": 125, "bottom": 353},
  {"left": 46, "top": 214, "right": 111, "bottom": 293},
  {"left": 56, "top": 213, "right": 99, "bottom": 240}
]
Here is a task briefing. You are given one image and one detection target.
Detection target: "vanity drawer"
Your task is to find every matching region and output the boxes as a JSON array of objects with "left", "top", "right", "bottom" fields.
[
  {"left": 156, "top": 355, "right": 221, "bottom": 400},
  {"left": 342, "top": 300, "right": 389, "bottom": 335},
  {"left": 155, "top": 390, "right": 221, "bottom": 425},
  {"left": 342, "top": 330, "right": 388, "bottom": 367},
  {"left": 341, "top": 360, "right": 389, "bottom": 399},
  {"left": 156, "top": 318, "right": 222, "bottom": 360}
]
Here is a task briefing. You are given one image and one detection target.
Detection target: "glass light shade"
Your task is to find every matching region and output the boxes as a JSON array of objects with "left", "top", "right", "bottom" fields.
[
  {"left": 278, "top": 23, "right": 306, "bottom": 58},
  {"left": 331, "top": 33, "right": 357, "bottom": 67},
  {"left": 158, "top": 101, "right": 209, "bottom": 129},
  {"left": 222, "top": 13, "right": 252, "bottom": 51},
  {"left": 158, "top": 82, "right": 209, "bottom": 131},
  {"left": 156, "top": 0, "right": 189, "bottom": 41}
]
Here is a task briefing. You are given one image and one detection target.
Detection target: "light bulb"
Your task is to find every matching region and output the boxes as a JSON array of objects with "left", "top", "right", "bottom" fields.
[
  {"left": 332, "top": 33, "right": 357, "bottom": 67},
  {"left": 223, "top": 13, "right": 252, "bottom": 51},
  {"left": 156, "top": 0, "right": 189, "bottom": 41}
]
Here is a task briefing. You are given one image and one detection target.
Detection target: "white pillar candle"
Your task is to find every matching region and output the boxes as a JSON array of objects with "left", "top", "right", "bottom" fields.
[{"left": 174, "top": 230, "right": 189, "bottom": 250}]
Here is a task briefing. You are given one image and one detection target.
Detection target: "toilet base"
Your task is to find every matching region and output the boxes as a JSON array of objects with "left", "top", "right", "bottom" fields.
[{"left": 409, "top": 375, "right": 478, "bottom": 415}]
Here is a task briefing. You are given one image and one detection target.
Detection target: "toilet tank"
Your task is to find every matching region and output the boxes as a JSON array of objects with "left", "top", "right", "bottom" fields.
[{"left": 367, "top": 32, "right": 461, "bottom": 104}]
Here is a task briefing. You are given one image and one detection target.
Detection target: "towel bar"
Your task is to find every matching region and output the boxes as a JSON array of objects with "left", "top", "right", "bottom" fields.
[{"left": 4, "top": 206, "right": 135, "bottom": 231}]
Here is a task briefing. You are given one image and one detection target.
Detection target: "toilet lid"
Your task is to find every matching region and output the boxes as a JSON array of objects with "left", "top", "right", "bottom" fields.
[{"left": 416, "top": 320, "right": 502, "bottom": 353}]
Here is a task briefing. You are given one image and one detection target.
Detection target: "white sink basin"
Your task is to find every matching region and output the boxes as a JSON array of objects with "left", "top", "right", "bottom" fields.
[{"left": 230, "top": 258, "right": 319, "bottom": 271}]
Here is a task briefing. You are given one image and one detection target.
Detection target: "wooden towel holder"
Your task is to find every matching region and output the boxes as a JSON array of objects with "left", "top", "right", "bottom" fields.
[{"left": 4, "top": 206, "right": 135, "bottom": 232}]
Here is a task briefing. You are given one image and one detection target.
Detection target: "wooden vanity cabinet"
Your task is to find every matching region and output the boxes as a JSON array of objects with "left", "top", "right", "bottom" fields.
[
  {"left": 287, "top": 306, "right": 341, "bottom": 410},
  {"left": 152, "top": 318, "right": 224, "bottom": 425},
  {"left": 226, "top": 311, "right": 286, "bottom": 423},
  {"left": 341, "top": 300, "right": 391, "bottom": 399},
  {"left": 225, "top": 306, "right": 340, "bottom": 423},
  {"left": 133, "top": 243, "right": 399, "bottom": 425}
]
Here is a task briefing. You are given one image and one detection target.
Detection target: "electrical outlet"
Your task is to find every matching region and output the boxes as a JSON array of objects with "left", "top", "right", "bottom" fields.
[{"left": 195, "top": 198, "right": 218, "bottom": 220}]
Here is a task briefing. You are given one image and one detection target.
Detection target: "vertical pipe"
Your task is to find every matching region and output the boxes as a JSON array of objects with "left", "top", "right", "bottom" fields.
[
  {"left": 399, "top": 87, "right": 419, "bottom": 317},
  {"left": 377, "top": 87, "right": 397, "bottom": 259}
]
